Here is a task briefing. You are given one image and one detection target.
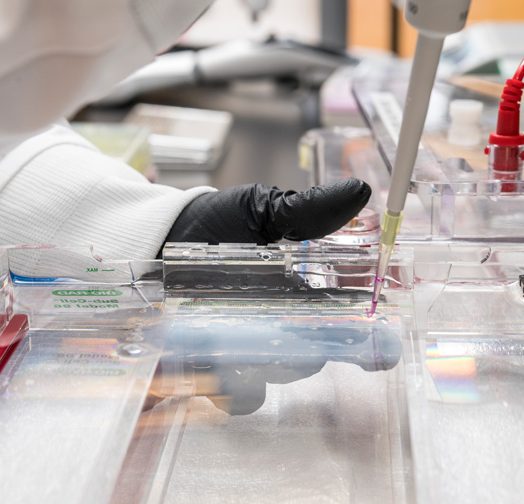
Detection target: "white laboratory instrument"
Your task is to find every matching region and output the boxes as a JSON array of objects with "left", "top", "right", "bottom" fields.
[
  {"left": 370, "top": 0, "right": 472, "bottom": 315},
  {"left": 102, "top": 38, "right": 356, "bottom": 105}
]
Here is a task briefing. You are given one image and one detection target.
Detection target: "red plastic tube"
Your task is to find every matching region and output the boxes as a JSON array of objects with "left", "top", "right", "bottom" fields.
[
  {"left": 486, "top": 58, "right": 524, "bottom": 192},
  {"left": 0, "top": 314, "right": 28, "bottom": 373}
]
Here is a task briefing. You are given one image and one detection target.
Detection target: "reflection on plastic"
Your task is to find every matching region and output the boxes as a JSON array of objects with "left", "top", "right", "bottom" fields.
[{"left": 156, "top": 299, "right": 402, "bottom": 416}]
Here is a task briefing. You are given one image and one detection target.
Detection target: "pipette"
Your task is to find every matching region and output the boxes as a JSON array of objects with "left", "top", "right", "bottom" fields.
[{"left": 369, "top": 0, "right": 471, "bottom": 316}]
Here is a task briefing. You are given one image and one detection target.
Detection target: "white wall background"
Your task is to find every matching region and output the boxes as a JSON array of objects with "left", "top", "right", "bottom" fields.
[{"left": 180, "top": 0, "right": 322, "bottom": 46}]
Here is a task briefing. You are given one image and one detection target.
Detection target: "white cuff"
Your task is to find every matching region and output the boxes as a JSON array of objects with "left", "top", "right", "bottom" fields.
[{"left": 0, "top": 125, "right": 216, "bottom": 275}]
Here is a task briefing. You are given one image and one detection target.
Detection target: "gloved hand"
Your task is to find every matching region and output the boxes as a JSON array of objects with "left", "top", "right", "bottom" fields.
[{"left": 166, "top": 179, "right": 371, "bottom": 244}]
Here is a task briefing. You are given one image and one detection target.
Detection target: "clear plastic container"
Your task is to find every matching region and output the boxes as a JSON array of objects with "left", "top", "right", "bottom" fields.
[
  {"left": 125, "top": 104, "right": 233, "bottom": 170},
  {"left": 3, "top": 242, "right": 524, "bottom": 502},
  {"left": 486, "top": 143, "right": 524, "bottom": 193},
  {"left": 124, "top": 104, "right": 233, "bottom": 189},
  {"left": 0, "top": 243, "right": 413, "bottom": 504},
  {"left": 403, "top": 243, "right": 524, "bottom": 504},
  {"left": 302, "top": 77, "right": 524, "bottom": 242},
  {"left": 72, "top": 122, "right": 154, "bottom": 179}
]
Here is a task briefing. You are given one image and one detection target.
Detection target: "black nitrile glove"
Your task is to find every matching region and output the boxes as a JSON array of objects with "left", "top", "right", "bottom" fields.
[{"left": 167, "top": 179, "right": 371, "bottom": 244}]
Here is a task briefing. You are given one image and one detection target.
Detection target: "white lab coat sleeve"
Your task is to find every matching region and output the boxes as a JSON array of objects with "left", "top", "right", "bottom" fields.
[{"left": 0, "top": 124, "right": 216, "bottom": 267}]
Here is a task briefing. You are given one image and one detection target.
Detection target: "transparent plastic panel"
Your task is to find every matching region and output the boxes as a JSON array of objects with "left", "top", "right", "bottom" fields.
[
  {"left": 0, "top": 248, "right": 10, "bottom": 331},
  {"left": 158, "top": 243, "right": 415, "bottom": 504},
  {"left": 163, "top": 242, "right": 412, "bottom": 295},
  {"left": 5, "top": 241, "right": 524, "bottom": 503},
  {"left": 6, "top": 245, "right": 164, "bottom": 330},
  {"left": 0, "top": 246, "right": 169, "bottom": 504},
  {"left": 403, "top": 244, "right": 524, "bottom": 504},
  {"left": 0, "top": 324, "right": 164, "bottom": 504},
  {"left": 0, "top": 244, "right": 415, "bottom": 504}
]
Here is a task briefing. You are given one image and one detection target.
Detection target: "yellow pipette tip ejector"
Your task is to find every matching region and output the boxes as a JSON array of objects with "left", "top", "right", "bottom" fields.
[{"left": 368, "top": 210, "right": 403, "bottom": 317}]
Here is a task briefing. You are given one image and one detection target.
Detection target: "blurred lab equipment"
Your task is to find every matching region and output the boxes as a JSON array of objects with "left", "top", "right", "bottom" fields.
[
  {"left": 447, "top": 99, "right": 484, "bottom": 147},
  {"left": 442, "top": 21, "right": 524, "bottom": 76},
  {"left": 72, "top": 122, "right": 155, "bottom": 179},
  {"left": 370, "top": 0, "right": 472, "bottom": 315},
  {"left": 102, "top": 38, "right": 356, "bottom": 105},
  {"left": 99, "top": 0, "right": 351, "bottom": 104},
  {"left": 88, "top": 5, "right": 354, "bottom": 191},
  {"left": 125, "top": 104, "right": 233, "bottom": 188},
  {"left": 242, "top": 0, "right": 271, "bottom": 23}
]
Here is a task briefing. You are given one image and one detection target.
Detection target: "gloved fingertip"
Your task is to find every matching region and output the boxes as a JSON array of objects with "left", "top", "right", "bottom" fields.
[
  {"left": 324, "top": 178, "right": 372, "bottom": 216},
  {"left": 338, "top": 178, "right": 372, "bottom": 202},
  {"left": 278, "top": 178, "right": 373, "bottom": 241},
  {"left": 358, "top": 180, "right": 372, "bottom": 201}
]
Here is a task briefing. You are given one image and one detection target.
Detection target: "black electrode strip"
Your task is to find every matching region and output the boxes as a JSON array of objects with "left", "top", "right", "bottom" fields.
[
  {"left": 321, "top": 0, "right": 348, "bottom": 51},
  {"left": 391, "top": 4, "right": 400, "bottom": 55}
]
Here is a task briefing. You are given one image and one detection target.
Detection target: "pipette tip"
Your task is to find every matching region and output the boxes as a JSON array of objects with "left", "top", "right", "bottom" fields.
[{"left": 367, "top": 275, "right": 384, "bottom": 318}]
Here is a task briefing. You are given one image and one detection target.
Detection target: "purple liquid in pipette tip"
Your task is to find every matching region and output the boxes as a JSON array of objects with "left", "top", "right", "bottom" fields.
[{"left": 367, "top": 276, "right": 385, "bottom": 317}]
